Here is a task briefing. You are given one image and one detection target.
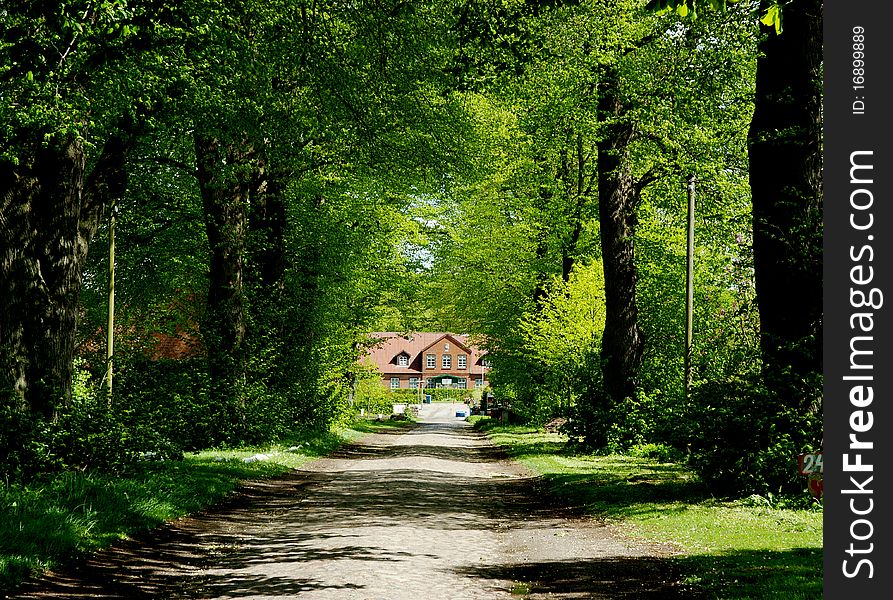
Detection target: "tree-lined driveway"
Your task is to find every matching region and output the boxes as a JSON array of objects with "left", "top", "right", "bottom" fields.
[{"left": 15, "top": 415, "right": 689, "bottom": 599}]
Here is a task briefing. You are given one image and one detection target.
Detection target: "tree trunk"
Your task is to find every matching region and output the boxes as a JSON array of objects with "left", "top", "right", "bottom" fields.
[
  {"left": 1, "top": 133, "right": 130, "bottom": 418},
  {"left": 597, "top": 70, "right": 643, "bottom": 403},
  {"left": 748, "top": 0, "right": 823, "bottom": 410},
  {"left": 195, "top": 134, "right": 251, "bottom": 424},
  {"left": 531, "top": 183, "right": 553, "bottom": 308},
  {"left": 248, "top": 159, "right": 287, "bottom": 292},
  {"left": 561, "top": 131, "right": 590, "bottom": 283}
]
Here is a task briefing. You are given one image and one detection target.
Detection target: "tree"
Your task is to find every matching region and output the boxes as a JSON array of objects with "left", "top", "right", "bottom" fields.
[
  {"left": 649, "top": 0, "right": 823, "bottom": 411},
  {"left": 747, "top": 0, "right": 822, "bottom": 410},
  {"left": 642, "top": 0, "right": 822, "bottom": 491},
  {"left": 596, "top": 62, "right": 644, "bottom": 404},
  {"left": 0, "top": 2, "right": 144, "bottom": 417}
]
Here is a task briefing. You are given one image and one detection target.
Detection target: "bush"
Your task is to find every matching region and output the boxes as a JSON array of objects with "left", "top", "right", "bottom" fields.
[
  {"left": 687, "top": 376, "right": 821, "bottom": 496},
  {"left": 57, "top": 360, "right": 185, "bottom": 471},
  {"left": 628, "top": 443, "right": 683, "bottom": 463},
  {"left": 0, "top": 405, "right": 62, "bottom": 480},
  {"left": 352, "top": 378, "right": 397, "bottom": 416},
  {"left": 563, "top": 386, "right": 658, "bottom": 453},
  {"left": 0, "top": 359, "right": 188, "bottom": 481},
  {"left": 466, "top": 415, "right": 491, "bottom": 428},
  {"left": 390, "top": 388, "right": 471, "bottom": 403},
  {"left": 111, "top": 354, "right": 216, "bottom": 450}
]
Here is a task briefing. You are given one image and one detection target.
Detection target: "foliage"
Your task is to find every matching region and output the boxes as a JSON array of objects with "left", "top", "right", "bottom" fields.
[
  {"left": 647, "top": 1, "right": 784, "bottom": 34},
  {"left": 0, "top": 424, "right": 359, "bottom": 596},
  {"left": 687, "top": 376, "right": 822, "bottom": 495},
  {"left": 1, "top": 0, "right": 821, "bottom": 502},
  {"left": 351, "top": 376, "right": 399, "bottom": 417},
  {"left": 0, "top": 358, "right": 188, "bottom": 480},
  {"left": 0, "top": 404, "right": 60, "bottom": 481},
  {"left": 391, "top": 387, "right": 472, "bottom": 403},
  {"left": 627, "top": 442, "right": 684, "bottom": 463},
  {"left": 515, "top": 261, "right": 606, "bottom": 420}
]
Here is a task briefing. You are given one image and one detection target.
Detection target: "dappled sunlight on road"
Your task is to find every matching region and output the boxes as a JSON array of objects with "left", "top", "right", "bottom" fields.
[{"left": 13, "top": 419, "right": 688, "bottom": 600}]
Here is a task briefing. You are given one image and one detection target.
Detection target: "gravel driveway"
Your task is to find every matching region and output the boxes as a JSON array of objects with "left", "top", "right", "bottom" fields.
[{"left": 13, "top": 412, "right": 690, "bottom": 599}]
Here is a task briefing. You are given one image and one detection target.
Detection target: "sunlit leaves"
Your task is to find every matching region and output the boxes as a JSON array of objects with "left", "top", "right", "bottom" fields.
[
  {"left": 759, "top": 3, "right": 782, "bottom": 34},
  {"left": 645, "top": 0, "right": 783, "bottom": 36}
]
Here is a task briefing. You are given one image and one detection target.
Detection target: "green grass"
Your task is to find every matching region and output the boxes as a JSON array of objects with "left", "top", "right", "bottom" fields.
[
  {"left": 473, "top": 418, "right": 823, "bottom": 600},
  {"left": 0, "top": 419, "right": 405, "bottom": 596}
]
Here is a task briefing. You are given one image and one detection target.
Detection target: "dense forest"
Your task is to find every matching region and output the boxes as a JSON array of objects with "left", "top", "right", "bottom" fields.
[{"left": 1, "top": 0, "right": 821, "bottom": 496}]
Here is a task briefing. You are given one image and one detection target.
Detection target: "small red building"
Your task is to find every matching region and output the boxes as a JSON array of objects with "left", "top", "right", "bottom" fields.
[{"left": 363, "top": 332, "right": 490, "bottom": 391}]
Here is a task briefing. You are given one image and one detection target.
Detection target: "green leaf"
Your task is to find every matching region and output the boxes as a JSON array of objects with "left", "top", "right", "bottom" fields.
[
  {"left": 677, "top": 3, "right": 689, "bottom": 17},
  {"left": 760, "top": 4, "right": 783, "bottom": 35},
  {"left": 26, "top": 71, "right": 33, "bottom": 82},
  {"left": 646, "top": 0, "right": 673, "bottom": 15}
]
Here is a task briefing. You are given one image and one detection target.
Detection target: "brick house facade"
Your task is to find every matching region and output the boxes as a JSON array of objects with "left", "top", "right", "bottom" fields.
[{"left": 363, "top": 332, "right": 490, "bottom": 391}]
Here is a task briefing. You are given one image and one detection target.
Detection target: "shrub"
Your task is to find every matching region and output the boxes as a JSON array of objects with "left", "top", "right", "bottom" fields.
[
  {"left": 687, "top": 376, "right": 821, "bottom": 496},
  {"left": 0, "top": 405, "right": 62, "bottom": 480},
  {"left": 628, "top": 443, "right": 683, "bottom": 463},
  {"left": 352, "top": 377, "right": 396, "bottom": 416}
]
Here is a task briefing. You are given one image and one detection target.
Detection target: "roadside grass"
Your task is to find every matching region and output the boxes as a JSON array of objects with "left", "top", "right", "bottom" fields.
[
  {"left": 472, "top": 418, "right": 822, "bottom": 600},
  {"left": 0, "top": 419, "right": 404, "bottom": 596}
]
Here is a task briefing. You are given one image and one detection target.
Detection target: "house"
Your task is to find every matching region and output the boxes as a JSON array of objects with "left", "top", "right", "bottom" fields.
[{"left": 363, "top": 332, "right": 490, "bottom": 391}]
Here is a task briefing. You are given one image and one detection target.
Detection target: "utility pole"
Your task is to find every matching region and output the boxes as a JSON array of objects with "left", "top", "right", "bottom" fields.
[
  {"left": 106, "top": 202, "right": 116, "bottom": 403},
  {"left": 684, "top": 175, "right": 696, "bottom": 401}
]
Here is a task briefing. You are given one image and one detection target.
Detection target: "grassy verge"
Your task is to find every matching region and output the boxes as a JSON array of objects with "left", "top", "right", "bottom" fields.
[
  {"left": 0, "top": 419, "right": 406, "bottom": 596},
  {"left": 471, "top": 418, "right": 822, "bottom": 600}
]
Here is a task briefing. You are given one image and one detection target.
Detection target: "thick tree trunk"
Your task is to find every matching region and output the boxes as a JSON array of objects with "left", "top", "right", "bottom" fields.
[
  {"left": 597, "top": 72, "right": 643, "bottom": 403},
  {"left": 244, "top": 157, "right": 290, "bottom": 396},
  {"left": 248, "top": 160, "right": 287, "bottom": 292},
  {"left": 748, "top": 0, "right": 823, "bottom": 410},
  {"left": 1, "top": 134, "right": 129, "bottom": 418},
  {"left": 195, "top": 134, "right": 251, "bottom": 420}
]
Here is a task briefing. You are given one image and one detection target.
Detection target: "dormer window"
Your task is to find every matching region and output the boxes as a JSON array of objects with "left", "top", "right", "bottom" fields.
[{"left": 397, "top": 353, "right": 409, "bottom": 367}]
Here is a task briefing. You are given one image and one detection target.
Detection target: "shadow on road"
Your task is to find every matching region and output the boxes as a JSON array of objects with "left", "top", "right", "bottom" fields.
[
  {"left": 11, "top": 421, "right": 684, "bottom": 599},
  {"left": 455, "top": 557, "right": 699, "bottom": 599}
]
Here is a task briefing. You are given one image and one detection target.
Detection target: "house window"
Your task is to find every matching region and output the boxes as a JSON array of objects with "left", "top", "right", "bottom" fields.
[
  {"left": 442, "top": 354, "right": 451, "bottom": 369},
  {"left": 457, "top": 355, "right": 467, "bottom": 369},
  {"left": 457, "top": 378, "right": 467, "bottom": 389},
  {"left": 390, "top": 377, "right": 400, "bottom": 389},
  {"left": 425, "top": 378, "right": 434, "bottom": 388},
  {"left": 426, "top": 354, "right": 436, "bottom": 369},
  {"left": 475, "top": 378, "right": 484, "bottom": 389},
  {"left": 481, "top": 358, "right": 491, "bottom": 367},
  {"left": 397, "top": 354, "right": 409, "bottom": 367},
  {"left": 409, "top": 377, "right": 419, "bottom": 389}
]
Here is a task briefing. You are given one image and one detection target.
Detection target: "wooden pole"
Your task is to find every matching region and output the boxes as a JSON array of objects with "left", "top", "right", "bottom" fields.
[
  {"left": 684, "top": 175, "right": 696, "bottom": 401},
  {"left": 106, "top": 203, "right": 116, "bottom": 403}
]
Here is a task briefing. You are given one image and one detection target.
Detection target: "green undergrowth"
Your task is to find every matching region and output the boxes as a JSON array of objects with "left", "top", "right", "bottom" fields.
[
  {"left": 0, "top": 419, "right": 404, "bottom": 596},
  {"left": 472, "top": 418, "right": 822, "bottom": 600}
]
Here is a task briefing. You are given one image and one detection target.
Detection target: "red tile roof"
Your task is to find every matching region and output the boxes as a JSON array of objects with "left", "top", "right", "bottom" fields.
[
  {"left": 363, "top": 332, "right": 488, "bottom": 376},
  {"left": 147, "top": 330, "right": 202, "bottom": 360}
]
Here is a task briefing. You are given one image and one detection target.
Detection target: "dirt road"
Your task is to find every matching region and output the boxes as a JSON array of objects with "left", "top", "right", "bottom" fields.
[{"left": 13, "top": 412, "right": 689, "bottom": 599}]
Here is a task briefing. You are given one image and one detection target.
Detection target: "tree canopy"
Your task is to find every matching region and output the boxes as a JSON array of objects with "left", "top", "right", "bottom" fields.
[{"left": 2, "top": 0, "right": 822, "bottom": 496}]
